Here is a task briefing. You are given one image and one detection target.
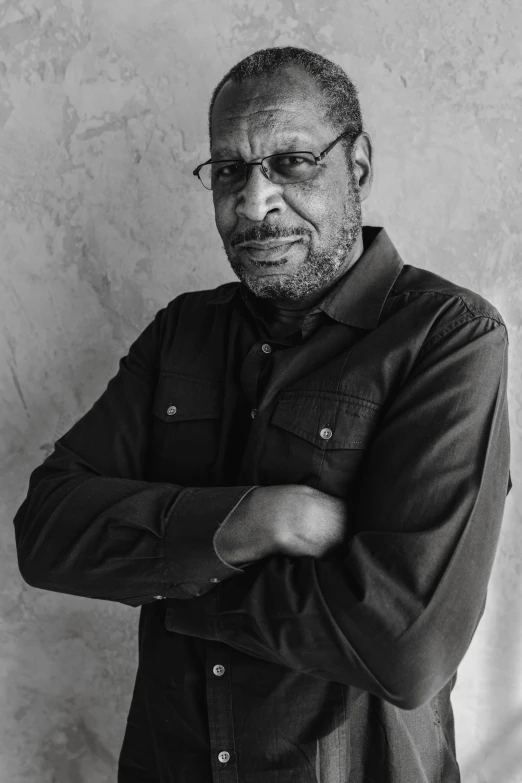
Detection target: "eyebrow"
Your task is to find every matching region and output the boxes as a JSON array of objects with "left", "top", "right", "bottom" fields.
[{"left": 212, "top": 136, "right": 315, "bottom": 160}]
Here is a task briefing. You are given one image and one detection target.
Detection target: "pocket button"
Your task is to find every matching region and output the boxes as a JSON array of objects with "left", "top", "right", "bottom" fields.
[
  {"left": 320, "top": 427, "right": 333, "bottom": 440},
  {"left": 166, "top": 405, "right": 177, "bottom": 416}
]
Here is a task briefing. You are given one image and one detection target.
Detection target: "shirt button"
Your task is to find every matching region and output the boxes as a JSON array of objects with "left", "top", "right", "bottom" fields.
[
  {"left": 153, "top": 595, "right": 166, "bottom": 600},
  {"left": 209, "top": 577, "right": 220, "bottom": 583},
  {"left": 218, "top": 751, "right": 230, "bottom": 764},
  {"left": 320, "top": 427, "right": 333, "bottom": 440},
  {"left": 166, "top": 405, "right": 177, "bottom": 416},
  {"left": 251, "top": 408, "right": 257, "bottom": 419},
  {"left": 213, "top": 664, "right": 225, "bottom": 676},
  {"left": 261, "top": 343, "right": 272, "bottom": 354}
]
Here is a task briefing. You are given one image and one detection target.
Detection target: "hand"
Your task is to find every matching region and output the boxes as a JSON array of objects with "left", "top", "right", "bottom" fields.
[
  {"left": 214, "top": 485, "right": 350, "bottom": 566},
  {"left": 264, "top": 484, "right": 349, "bottom": 558}
]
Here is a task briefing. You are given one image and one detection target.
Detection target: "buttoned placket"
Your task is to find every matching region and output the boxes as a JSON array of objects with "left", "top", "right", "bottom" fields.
[
  {"left": 206, "top": 642, "right": 239, "bottom": 782},
  {"left": 240, "top": 341, "right": 274, "bottom": 405},
  {"left": 239, "top": 339, "right": 277, "bottom": 426}
]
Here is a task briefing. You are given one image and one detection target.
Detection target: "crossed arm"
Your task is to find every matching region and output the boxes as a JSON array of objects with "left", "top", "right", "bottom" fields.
[
  {"left": 215, "top": 483, "right": 349, "bottom": 565},
  {"left": 13, "top": 304, "right": 511, "bottom": 709}
]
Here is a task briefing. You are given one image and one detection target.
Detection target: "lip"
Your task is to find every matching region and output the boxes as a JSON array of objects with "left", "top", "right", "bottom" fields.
[
  {"left": 238, "top": 238, "right": 299, "bottom": 249},
  {"left": 238, "top": 238, "right": 302, "bottom": 263}
]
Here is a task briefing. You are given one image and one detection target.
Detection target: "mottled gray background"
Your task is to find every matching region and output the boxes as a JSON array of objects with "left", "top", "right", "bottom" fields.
[{"left": 0, "top": 1, "right": 521, "bottom": 781}]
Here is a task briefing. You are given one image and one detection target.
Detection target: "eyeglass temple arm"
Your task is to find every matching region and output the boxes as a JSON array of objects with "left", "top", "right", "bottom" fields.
[{"left": 316, "top": 131, "right": 353, "bottom": 162}]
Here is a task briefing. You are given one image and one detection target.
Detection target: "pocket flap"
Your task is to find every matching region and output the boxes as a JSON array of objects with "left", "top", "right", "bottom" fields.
[
  {"left": 271, "top": 392, "right": 379, "bottom": 449},
  {"left": 153, "top": 374, "right": 222, "bottom": 422}
]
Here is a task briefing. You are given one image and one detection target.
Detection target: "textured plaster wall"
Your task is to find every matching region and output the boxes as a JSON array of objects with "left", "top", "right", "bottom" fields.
[{"left": 0, "top": 1, "right": 521, "bottom": 781}]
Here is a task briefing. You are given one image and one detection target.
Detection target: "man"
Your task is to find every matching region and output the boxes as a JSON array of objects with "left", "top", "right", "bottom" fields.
[{"left": 14, "top": 47, "right": 511, "bottom": 782}]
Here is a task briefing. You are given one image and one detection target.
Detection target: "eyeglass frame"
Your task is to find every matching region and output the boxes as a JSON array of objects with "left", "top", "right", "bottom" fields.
[{"left": 192, "top": 129, "right": 354, "bottom": 191}]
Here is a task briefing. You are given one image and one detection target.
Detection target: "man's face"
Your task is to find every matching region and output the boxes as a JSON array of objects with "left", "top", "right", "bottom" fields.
[{"left": 210, "top": 66, "right": 366, "bottom": 302}]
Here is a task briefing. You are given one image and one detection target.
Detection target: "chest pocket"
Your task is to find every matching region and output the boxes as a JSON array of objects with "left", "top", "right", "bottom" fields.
[
  {"left": 150, "top": 373, "right": 222, "bottom": 485},
  {"left": 263, "top": 390, "right": 380, "bottom": 498}
]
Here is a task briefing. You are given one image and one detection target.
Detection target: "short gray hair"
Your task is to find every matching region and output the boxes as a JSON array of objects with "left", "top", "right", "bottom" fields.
[{"left": 208, "top": 46, "right": 364, "bottom": 159}]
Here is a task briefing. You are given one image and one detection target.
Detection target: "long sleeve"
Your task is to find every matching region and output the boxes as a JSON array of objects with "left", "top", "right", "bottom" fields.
[
  {"left": 13, "top": 304, "right": 253, "bottom": 606},
  {"left": 164, "top": 315, "right": 511, "bottom": 708}
]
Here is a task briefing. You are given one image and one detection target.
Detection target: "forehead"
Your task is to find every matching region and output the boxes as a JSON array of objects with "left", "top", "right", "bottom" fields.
[{"left": 211, "top": 66, "right": 334, "bottom": 155}]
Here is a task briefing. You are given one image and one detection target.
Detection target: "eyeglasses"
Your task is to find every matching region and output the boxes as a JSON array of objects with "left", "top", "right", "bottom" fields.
[{"left": 193, "top": 130, "right": 352, "bottom": 193}]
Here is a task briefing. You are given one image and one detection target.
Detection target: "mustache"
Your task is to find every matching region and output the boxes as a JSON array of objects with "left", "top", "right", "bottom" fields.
[{"left": 230, "top": 225, "right": 310, "bottom": 248}]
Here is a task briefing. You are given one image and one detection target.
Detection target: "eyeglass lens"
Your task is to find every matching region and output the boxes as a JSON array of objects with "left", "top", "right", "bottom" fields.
[{"left": 198, "top": 152, "right": 318, "bottom": 191}]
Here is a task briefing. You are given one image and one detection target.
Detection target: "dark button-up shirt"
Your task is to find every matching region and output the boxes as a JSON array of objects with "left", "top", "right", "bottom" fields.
[{"left": 14, "top": 227, "right": 511, "bottom": 783}]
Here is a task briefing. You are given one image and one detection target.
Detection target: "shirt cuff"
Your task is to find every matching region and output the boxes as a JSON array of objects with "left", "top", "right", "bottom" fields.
[
  {"left": 213, "top": 485, "right": 259, "bottom": 570},
  {"left": 164, "top": 486, "right": 255, "bottom": 598}
]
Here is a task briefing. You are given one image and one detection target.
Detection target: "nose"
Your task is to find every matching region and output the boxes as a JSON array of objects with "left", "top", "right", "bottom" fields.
[{"left": 235, "top": 164, "right": 286, "bottom": 223}]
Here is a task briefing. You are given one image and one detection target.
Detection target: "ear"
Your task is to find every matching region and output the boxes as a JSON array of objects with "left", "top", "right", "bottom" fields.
[{"left": 351, "top": 132, "right": 373, "bottom": 202}]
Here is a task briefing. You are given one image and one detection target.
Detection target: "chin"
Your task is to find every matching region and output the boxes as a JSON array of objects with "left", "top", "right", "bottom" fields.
[{"left": 241, "top": 272, "right": 315, "bottom": 301}]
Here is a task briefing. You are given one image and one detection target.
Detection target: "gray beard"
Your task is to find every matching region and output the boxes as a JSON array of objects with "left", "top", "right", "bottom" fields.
[{"left": 225, "top": 188, "right": 362, "bottom": 302}]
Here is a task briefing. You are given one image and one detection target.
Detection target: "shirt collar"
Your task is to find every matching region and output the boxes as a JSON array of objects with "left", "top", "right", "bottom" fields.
[
  {"left": 318, "top": 226, "right": 404, "bottom": 329},
  {"left": 208, "top": 226, "right": 404, "bottom": 330}
]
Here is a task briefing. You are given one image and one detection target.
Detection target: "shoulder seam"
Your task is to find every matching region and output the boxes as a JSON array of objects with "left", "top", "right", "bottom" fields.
[
  {"left": 420, "top": 313, "right": 507, "bottom": 358},
  {"left": 389, "top": 287, "right": 504, "bottom": 324}
]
